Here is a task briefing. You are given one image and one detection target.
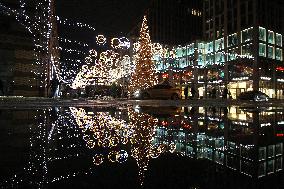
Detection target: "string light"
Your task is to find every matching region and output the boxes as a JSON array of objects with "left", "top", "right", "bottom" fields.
[
  {"left": 96, "top": 34, "right": 106, "bottom": 45},
  {"left": 129, "top": 15, "right": 158, "bottom": 94}
]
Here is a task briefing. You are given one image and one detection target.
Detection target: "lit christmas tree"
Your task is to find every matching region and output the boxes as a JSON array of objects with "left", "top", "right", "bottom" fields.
[
  {"left": 129, "top": 15, "right": 157, "bottom": 93},
  {"left": 128, "top": 108, "right": 158, "bottom": 186}
]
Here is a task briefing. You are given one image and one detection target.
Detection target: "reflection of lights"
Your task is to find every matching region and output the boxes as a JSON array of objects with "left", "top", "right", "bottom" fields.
[
  {"left": 169, "top": 143, "right": 176, "bottom": 153},
  {"left": 121, "top": 137, "right": 128, "bottom": 144},
  {"left": 117, "top": 150, "right": 128, "bottom": 163},
  {"left": 149, "top": 146, "right": 160, "bottom": 158},
  {"left": 93, "top": 154, "right": 104, "bottom": 165},
  {"left": 108, "top": 151, "right": 118, "bottom": 163},
  {"left": 89, "top": 49, "right": 97, "bottom": 58},
  {"left": 111, "top": 38, "right": 120, "bottom": 49},
  {"left": 110, "top": 136, "right": 119, "bottom": 147},
  {"left": 119, "top": 37, "right": 130, "bottom": 49},
  {"left": 86, "top": 140, "right": 95, "bottom": 149},
  {"left": 134, "top": 105, "right": 141, "bottom": 113}
]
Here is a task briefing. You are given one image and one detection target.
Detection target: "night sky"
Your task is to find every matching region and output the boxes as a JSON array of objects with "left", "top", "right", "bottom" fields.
[{"left": 56, "top": 0, "right": 151, "bottom": 37}]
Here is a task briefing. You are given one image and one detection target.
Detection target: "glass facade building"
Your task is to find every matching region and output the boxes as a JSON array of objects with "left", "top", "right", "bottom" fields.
[{"left": 150, "top": 26, "right": 283, "bottom": 99}]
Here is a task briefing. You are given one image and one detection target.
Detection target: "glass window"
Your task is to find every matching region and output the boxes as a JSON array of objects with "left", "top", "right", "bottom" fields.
[
  {"left": 276, "top": 157, "right": 283, "bottom": 172},
  {"left": 258, "top": 161, "right": 266, "bottom": 177},
  {"left": 187, "top": 43, "right": 195, "bottom": 55},
  {"left": 268, "top": 30, "right": 275, "bottom": 44},
  {"left": 241, "top": 160, "right": 252, "bottom": 176},
  {"left": 276, "top": 33, "right": 282, "bottom": 47},
  {"left": 176, "top": 47, "right": 183, "bottom": 58},
  {"left": 275, "top": 143, "right": 283, "bottom": 155},
  {"left": 228, "top": 48, "right": 238, "bottom": 61},
  {"left": 205, "top": 42, "right": 213, "bottom": 53},
  {"left": 198, "top": 54, "right": 205, "bottom": 66},
  {"left": 228, "top": 33, "right": 238, "bottom": 47},
  {"left": 215, "top": 52, "right": 225, "bottom": 64},
  {"left": 215, "top": 37, "right": 224, "bottom": 51},
  {"left": 268, "top": 145, "right": 275, "bottom": 158},
  {"left": 259, "top": 27, "right": 266, "bottom": 41},
  {"left": 268, "top": 45, "right": 275, "bottom": 59},
  {"left": 267, "top": 160, "right": 275, "bottom": 174},
  {"left": 179, "top": 57, "right": 187, "bottom": 68},
  {"left": 259, "top": 147, "right": 266, "bottom": 161},
  {"left": 242, "top": 43, "right": 253, "bottom": 56},
  {"left": 182, "top": 47, "right": 187, "bottom": 57},
  {"left": 241, "top": 27, "right": 253, "bottom": 43},
  {"left": 276, "top": 48, "right": 283, "bottom": 61},
  {"left": 259, "top": 43, "right": 266, "bottom": 57},
  {"left": 206, "top": 53, "right": 214, "bottom": 65}
]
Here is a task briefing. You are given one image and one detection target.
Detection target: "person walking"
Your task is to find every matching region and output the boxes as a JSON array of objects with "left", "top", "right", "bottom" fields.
[
  {"left": 49, "top": 77, "right": 60, "bottom": 98},
  {"left": 222, "top": 87, "right": 228, "bottom": 99},
  {"left": 212, "top": 88, "right": 217, "bottom": 98},
  {"left": 184, "top": 85, "right": 189, "bottom": 99}
]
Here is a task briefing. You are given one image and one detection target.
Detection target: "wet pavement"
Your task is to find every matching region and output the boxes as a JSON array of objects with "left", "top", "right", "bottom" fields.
[
  {"left": 0, "top": 101, "right": 283, "bottom": 188},
  {"left": 1, "top": 97, "right": 284, "bottom": 108}
]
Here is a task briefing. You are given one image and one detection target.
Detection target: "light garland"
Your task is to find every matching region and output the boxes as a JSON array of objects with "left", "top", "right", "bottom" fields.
[
  {"left": 96, "top": 34, "right": 106, "bottom": 45},
  {"left": 129, "top": 15, "right": 158, "bottom": 94}
]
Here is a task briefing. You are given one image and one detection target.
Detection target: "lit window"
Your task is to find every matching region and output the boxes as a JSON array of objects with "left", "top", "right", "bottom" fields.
[
  {"left": 228, "top": 33, "right": 238, "bottom": 47},
  {"left": 276, "top": 48, "right": 283, "bottom": 61},
  {"left": 206, "top": 53, "right": 214, "bottom": 65},
  {"left": 267, "top": 160, "right": 275, "bottom": 174},
  {"left": 198, "top": 54, "right": 205, "bottom": 66},
  {"left": 276, "top": 157, "right": 283, "bottom": 172},
  {"left": 215, "top": 38, "right": 224, "bottom": 51},
  {"left": 215, "top": 52, "right": 225, "bottom": 64},
  {"left": 187, "top": 43, "right": 195, "bottom": 55},
  {"left": 276, "top": 33, "right": 282, "bottom": 47},
  {"left": 176, "top": 47, "right": 183, "bottom": 58},
  {"left": 259, "top": 43, "right": 266, "bottom": 57},
  {"left": 228, "top": 48, "right": 238, "bottom": 61},
  {"left": 268, "top": 45, "right": 275, "bottom": 59},
  {"left": 259, "top": 27, "right": 266, "bottom": 41},
  {"left": 268, "top": 30, "right": 275, "bottom": 44},
  {"left": 241, "top": 27, "right": 253, "bottom": 43},
  {"left": 205, "top": 42, "right": 213, "bottom": 53},
  {"left": 242, "top": 43, "right": 253, "bottom": 56}
]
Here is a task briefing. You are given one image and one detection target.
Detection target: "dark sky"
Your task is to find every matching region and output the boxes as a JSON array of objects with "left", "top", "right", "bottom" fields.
[{"left": 56, "top": 0, "right": 151, "bottom": 37}]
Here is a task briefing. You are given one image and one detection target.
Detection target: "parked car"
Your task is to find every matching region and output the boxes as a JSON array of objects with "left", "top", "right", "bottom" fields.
[
  {"left": 237, "top": 90, "right": 269, "bottom": 101},
  {"left": 133, "top": 84, "right": 181, "bottom": 100}
]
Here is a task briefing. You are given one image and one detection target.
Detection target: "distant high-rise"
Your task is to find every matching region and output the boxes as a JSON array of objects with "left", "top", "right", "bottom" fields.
[
  {"left": 203, "top": 0, "right": 284, "bottom": 41},
  {"left": 147, "top": 0, "right": 203, "bottom": 45}
]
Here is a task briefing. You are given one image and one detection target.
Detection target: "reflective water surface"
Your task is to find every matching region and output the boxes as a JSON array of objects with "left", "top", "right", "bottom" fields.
[{"left": 0, "top": 105, "right": 283, "bottom": 189}]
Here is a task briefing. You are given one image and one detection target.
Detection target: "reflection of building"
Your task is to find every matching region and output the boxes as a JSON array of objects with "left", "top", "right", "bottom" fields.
[
  {"left": 151, "top": 0, "right": 284, "bottom": 99},
  {"left": 153, "top": 106, "right": 284, "bottom": 178}
]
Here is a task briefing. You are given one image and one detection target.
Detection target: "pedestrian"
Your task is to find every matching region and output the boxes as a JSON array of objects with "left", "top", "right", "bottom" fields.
[
  {"left": 0, "top": 79, "right": 4, "bottom": 95},
  {"left": 212, "top": 88, "right": 216, "bottom": 98},
  {"left": 222, "top": 87, "right": 228, "bottom": 99},
  {"left": 184, "top": 85, "right": 189, "bottom": 99},
  {"left": 208, "top": 89, "right": 212, "bottom": 98},
  {"left": 190, "top": 86, "right": 196, "bottom": 99},
  {"left": 49, "top": 77, "right": 60, "bottom": 98}
]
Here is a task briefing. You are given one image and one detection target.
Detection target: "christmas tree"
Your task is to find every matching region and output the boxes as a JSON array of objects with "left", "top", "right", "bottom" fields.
[
  {"left": 129, "top": 15, "right": 157, "bottom": 93},
  {"left": 128, "top": 108, "right": 158, "bottom": 186}
]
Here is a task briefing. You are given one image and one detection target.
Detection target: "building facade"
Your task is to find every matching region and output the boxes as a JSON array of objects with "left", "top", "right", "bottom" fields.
[
  {"left": 0, "top": 0, "right": 42, "bottom": 97},
  {"left": 152, "top": 0, "right": 284, "bottom": 99},
  {"left": 147, "top": 0, "right": 203, "bottom": 45}
]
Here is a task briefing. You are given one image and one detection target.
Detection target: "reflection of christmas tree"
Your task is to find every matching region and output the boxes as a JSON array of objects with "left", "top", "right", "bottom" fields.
[
  {"left": 128, "top": 108, "right": 158, "bottom": 186},
  {"left": 129, "top": 15, "right": 157, "bottom": 93}
]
